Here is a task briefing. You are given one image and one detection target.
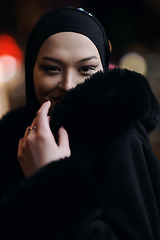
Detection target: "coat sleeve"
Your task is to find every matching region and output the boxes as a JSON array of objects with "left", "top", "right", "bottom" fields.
[{"left": 0, "top": 135, "right": 160, "bottom": 240}]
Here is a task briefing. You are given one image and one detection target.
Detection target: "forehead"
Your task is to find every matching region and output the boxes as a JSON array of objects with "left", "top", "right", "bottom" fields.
[{"left": 37, "top": 32, "right": 101, "bottom": 58}]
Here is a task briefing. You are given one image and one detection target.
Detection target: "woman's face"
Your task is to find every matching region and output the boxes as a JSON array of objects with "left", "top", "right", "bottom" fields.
[{"left": 33, "top": 32, "right": 103, "bottom": 109}]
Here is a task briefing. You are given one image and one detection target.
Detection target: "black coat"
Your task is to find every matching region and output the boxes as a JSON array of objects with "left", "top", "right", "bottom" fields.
[{"left": 0, "top": 68, "right": 160, "bottom": 240}]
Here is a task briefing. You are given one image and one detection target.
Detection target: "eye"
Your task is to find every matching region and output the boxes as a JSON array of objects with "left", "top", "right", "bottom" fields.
[
  {"left": 40, "top": 65, "right": 61, "bottom": 75},
  {"left": 79, "top": 65, "right": 97, "bottom": 74}
]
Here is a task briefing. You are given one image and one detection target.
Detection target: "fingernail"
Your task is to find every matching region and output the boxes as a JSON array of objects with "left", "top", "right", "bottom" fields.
[{"left": 46, "top": 100, "right": 51, "bottom": 105}]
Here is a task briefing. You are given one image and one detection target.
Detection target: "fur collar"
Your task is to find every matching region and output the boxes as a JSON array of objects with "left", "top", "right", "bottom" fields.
[
  {"left": 0, "top": 67, "right": 159, "bottom": 157},
  {"left": 50, "top": 67, "right": 160, "bottom": 145}
]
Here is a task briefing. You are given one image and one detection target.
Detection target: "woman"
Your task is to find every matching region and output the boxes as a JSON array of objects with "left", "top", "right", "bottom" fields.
[{"left": 0, "top": 6, "right": 160, "bottom": 240}]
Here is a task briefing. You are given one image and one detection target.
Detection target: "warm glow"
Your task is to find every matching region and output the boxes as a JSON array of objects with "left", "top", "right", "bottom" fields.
[
  {"left": 0, "top": 55, "right": 18, "bottom": 83},
  {"left": 119, "top": 52, "right": 147, "bottom": 76},
  {"left": 0, "top": 34, "right": 24, "bottom": 117},
  {"left": 0, "top": 35, "right": 23, "bottom": 83},
  {"left": 0, "top": 63, "right": 4, "bottom": 85},
  {"left": 0, "top": 35, "right": 23, "bottom": 62},
  {"left": 109, "top": 63, "right": 117, "bottom": 69}
]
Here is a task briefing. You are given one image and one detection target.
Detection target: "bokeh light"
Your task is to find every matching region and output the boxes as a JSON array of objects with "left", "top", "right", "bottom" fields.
[
  {"left": 0, "top": 35, "right": 23, "bottom": 62},
  {"left": 0, "top": 34, "right": 24, "bottom": 117},
  {"left": 118, "top": 52, "right": 147, "bottom": 76},
  {"left": 0, "top": 34, "right": 23, "bottom": 83}
]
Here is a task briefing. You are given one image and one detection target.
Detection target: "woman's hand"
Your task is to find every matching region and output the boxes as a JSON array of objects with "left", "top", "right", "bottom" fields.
[{"left": 17, "top": 101, "right": 71, "bottom": 178}]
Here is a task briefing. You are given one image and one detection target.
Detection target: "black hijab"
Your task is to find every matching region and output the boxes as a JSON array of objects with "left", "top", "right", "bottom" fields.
[{"left": 25, "top": 6, "right": 111, "bottom": 114}]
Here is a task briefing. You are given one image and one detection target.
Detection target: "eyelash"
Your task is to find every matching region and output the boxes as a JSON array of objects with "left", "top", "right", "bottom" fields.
[
  {"left": 40, "top": 66, "right": 60, "bottom": 72},
  {"left": 40, "top": 65, "right": 98, "bottom": 75},
  {"left": 79, "top": 65, "right": 97, "bottom": 72}
]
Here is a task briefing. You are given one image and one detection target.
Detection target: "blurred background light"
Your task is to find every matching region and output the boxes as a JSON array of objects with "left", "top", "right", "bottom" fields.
[
  {"left": 0, "top": 63, "right": 5, "bottom": 85},
  {"left": 118, "top": 52, "right": 147, "bottom": 76},
  {"left": 145, "top": 53, "right": 160, "bottom": 79},
  {"left": 0, "top": 34, "right": 23, "bottom": 83},
  {"left": 0, "top": 34, "right": 24, "bottom": 117},
  {"left": 109, "top": 63, "right": 117, "bottom": 69},
  {"left": 0, "top": 35, "right": 23, "bottom": 62},
  {"left": 0, "top": 55, "right": 18, "bottom": 83}
]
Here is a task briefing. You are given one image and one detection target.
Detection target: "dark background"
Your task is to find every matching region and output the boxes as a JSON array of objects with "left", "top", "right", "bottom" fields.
[{"left": 0, "top": 0, "right": 160, "bottom": 60}]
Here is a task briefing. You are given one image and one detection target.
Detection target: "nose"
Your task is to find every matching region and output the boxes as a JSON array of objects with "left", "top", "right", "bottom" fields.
[{"left": 59, "top": 70, "right": 76, "bottom": 91}]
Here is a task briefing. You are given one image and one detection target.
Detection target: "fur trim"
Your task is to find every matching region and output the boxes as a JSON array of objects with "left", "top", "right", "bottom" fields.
[{"left": 50, "top": 68, "right": 160, "bottom": 143}]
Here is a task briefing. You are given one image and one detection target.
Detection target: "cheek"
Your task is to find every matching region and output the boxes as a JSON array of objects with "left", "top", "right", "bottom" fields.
[{"left": 33, "top": 72, "right": 56, "bottom": 103}]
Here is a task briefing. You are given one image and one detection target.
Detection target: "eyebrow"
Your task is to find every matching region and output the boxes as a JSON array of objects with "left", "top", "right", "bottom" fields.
[
  {"left": 41, "top": 55, "right": 98, "bottom": 63},
  {"left": 41, "top": 56, "right": 62, "bottom": 63},
  {"left": 79, "top": 56, "right": 98, "bottom": 63}
]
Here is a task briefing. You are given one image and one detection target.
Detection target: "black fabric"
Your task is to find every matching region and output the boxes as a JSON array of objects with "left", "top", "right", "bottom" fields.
[
  {"left": 0, "top": 68, "right": 160, "bottom": 239},
  {"left": 25, "top": 6, "right": 110, "bottom": 114},
  {"left": 50, "top": 68, "right": 160, "bottom": 141}
]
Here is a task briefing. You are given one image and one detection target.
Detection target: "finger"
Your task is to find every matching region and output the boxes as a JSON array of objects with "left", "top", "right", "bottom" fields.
[
  {"left": 18, "top": 138, "right": 24, "bottom": 149},
  {"left": 24, "top": 118, "right": 37, "bottom": 138},
  {"left": 30, "top": 118, "right": 37, "bottom": 128},
  {"left": 36, "top": 101, "right": 51, "bottom": 134},
  {"left": 17, "top": 138, "right": 24, "bottom": 158},
  {"left": 58, "top": 127, "right": 70, "bottom": 152},
  {"left": 28, "top": 118, "right": 38, "bottom": 137},
  {"left": 24, "top": 126, "right": 32, "bottom": 138}
]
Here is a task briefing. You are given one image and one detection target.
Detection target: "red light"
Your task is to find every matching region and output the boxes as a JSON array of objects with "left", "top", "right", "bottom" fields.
[
  {"left": 0, "top": 35, "right": 23, "bottom": 62},
  {"left": 109, "top": 63, "right": 117, "bottom": 69}
]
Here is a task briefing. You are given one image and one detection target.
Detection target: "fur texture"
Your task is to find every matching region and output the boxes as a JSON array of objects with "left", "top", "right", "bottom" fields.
[
  {"left": 0, "top": 67, "right": 160, "bottom": 240},
  {"left": 50, "top": 67, "right": 160, "bottom": 143}
]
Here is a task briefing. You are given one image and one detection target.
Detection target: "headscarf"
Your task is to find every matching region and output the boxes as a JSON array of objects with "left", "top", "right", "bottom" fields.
[{"left": 25, "top": 6, "right": 111, "bottom": 114}]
